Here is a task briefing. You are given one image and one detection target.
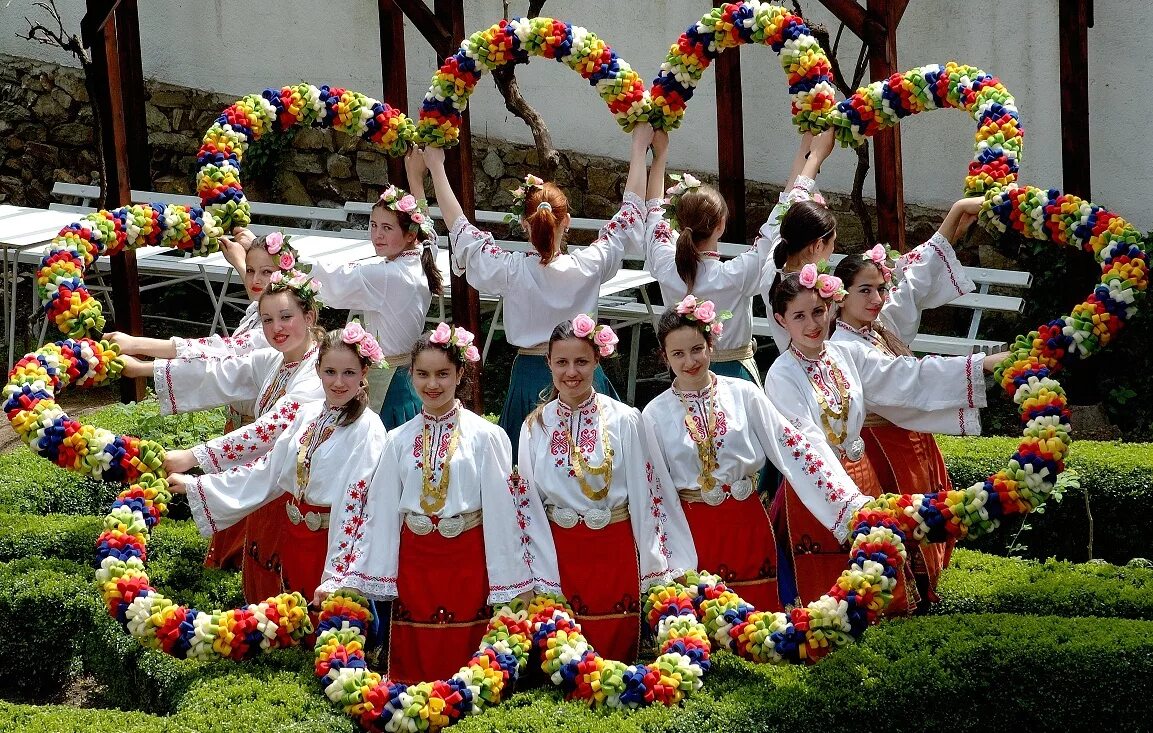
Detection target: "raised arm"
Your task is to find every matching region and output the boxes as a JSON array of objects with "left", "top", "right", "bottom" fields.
[
  {"left": 785, "top": 129, "right": 835, "bottom": 192},
  {"left": 423, "top": 145, "right": 464, "bottom": 227},
  {"left": 646, "top": 129, "right": 669, "bottom": 203},
  {"left": 405, "top": 146, "right": 428, "bottom": 203},
  {"left": 625, "top": 122, "right": 654, "bottom": 201}
]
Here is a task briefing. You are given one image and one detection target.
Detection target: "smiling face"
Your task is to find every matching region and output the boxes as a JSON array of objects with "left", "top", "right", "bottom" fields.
[
  {"left": 411, "top": 347, "right": 461, "bottom": 417},
  {"left": 840, "top": 265, "right": 888, "bottom": 328},
  {"left": 774, "top": 288, "right": 831, "bottom": 357},
  {"left": 244, "top": 248, "right": 279, "bottom": 300},
  {"left": 547, "top": 337, "right": 598, "bottom": 406},
  {"left": 318, "top": 345, "right": 367, "bottom": 408},
  {"left": 370, "top": 206, "right": 417, "bottom": 259},
  {"left": 259, "top": 290, "right": 315, "bottom": 358},
  {"left": 662, "top": 325, "right": 712, "bottom": 391}
]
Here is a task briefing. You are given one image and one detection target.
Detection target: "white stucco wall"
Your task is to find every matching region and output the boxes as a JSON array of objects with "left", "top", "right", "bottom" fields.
[{"left": 3, "top": 0, "right": 1150, "bottom": 229}]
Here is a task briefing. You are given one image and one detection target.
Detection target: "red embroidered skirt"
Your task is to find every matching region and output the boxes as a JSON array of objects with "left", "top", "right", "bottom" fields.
[
  {"left": 682, "top": 494, "right": 781, "bottom": 612},
  {"left": 388, "top": 524, "right": 490, "bottom": 684},
  {"left": 550, "top": 518, "right": 641, "bottom": 663},
  {"left": 861, "top": 423, "right": 955, "bottom": 602},
  {"left": 773, "top": 452, "right": 920, "bottom": 614},
  {"left": 204, "top": 413, "right": 253, "bottom": 570},
  {"left": 242, "top": 497, "right": 325, "bottom": 603}
]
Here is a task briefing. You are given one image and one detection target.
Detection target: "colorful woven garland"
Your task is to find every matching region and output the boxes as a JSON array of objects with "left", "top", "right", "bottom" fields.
[
  {"left": 416, "top": 16, "right": 651, "bottom": 147},
  {"left": 647, "top": 2, "right": 1021, "bottom": 196},
  {"left": 37, "top": 83, "right": 414, "bottom": 340}
]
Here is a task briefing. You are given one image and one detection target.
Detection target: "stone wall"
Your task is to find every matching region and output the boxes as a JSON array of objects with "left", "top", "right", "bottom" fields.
[{"left": 1, "top": 52, "right": 969, "bottom": 254}]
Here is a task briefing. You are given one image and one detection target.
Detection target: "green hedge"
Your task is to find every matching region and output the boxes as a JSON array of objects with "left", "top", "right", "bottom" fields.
[
  {"left": 937, "top": 435, "right": 1152, "bottom": 563},
  {"left": 5, "top": 614, "right": 1147, "bottom": 732}
]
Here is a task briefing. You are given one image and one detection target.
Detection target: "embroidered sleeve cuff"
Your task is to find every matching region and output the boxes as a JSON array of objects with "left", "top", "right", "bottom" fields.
[
  {"left": 833, "top": 494, "right": 870, "bottom": 544},
  {"left": 153, "top": 360, "right": 178, "bottom": 416},
  {"left": 449, "top": 213, "right": 472, "bottom": 240},
  {"left": 622, "top": 190, "right": 644, "bottom": 213},
  {"left": 332, "top": 573, "right": 398, "bottom": 601},
  {"left": 927, "top": 231, "right": 977, "bottom": 296},
  {"left": 793, "top": 174, "right": 817, "bottom": 194},
  {"left": 187, "top": 478, "right": 217, "bottom": 537},
  {"left": 966, "top": 353, "right": 989, "bottom": 409}
]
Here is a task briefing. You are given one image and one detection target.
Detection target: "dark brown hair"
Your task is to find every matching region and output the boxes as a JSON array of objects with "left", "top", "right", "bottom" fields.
[
  {"left": 523, "top": 183, "right": 570, "bottom": 265},
  {"left": 408, "top": 329, "right": 475, "bottom": 397},
  {"left": 674, "top": 186, "right": 728, "bottom": 293},
  {"left": 656, "top": 305, "right": 716, "bottom": 350},
  {"left": 371, "top": 199, "right": 444, "bottom": 296},
  {"left": 317, "top": 328, "right": 372, "bottom": 427},
  {"left": 257, "top": 287, "right": 325, "bottom": 345},
  {"left": 833, "top": 256, "right": 911, "bottom": 356},
  {"left": 526, "top": 319, "right": 600, "bottom": 428}
]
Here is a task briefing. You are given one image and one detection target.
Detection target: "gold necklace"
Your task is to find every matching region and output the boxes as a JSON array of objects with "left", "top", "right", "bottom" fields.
[
  {"left": 294, "top": 411, "right": 339, "bottom": 500},
  {"left": 674, "top": 377, "right": 719, "bottom": 493},
  {"left": 420, "top": 415, "right": 460, "bottom": 513},
  {"left": 798, "top": 349, "right": 851, "bottom": 447},
  {"left": 563, "top": 397, "right": 613, "bottom": 501}
]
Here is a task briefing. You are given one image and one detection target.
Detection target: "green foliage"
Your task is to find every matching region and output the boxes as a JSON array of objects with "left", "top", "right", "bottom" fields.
[
  {"left": 113, "top": 393, "right": 227, "bottom": 450},
  {"left": 936, "top": 435, "right": 1153, "bottom": 563},
  {"left": 934, "top": 549, "right": 1153, "bottom": 619}
]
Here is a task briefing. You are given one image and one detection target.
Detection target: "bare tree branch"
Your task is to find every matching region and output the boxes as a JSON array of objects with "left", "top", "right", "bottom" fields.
[
  {"left": 493, "top": 0, "right": 560, "bottom": 177},
  {"left": 796, "top": 4, "right": 877, "bottom": 245}
]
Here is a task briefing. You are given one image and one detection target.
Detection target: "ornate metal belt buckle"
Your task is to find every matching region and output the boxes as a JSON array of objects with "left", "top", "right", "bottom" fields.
[
  {"left": 405, "top": 513, "right": 435, "bottom": 535},
  {"left": 729, "top": 478, "right": 755, "bottom": 502},
  {"left": 583, "top": 507, "right": 611, "bottom": 530},
  {"left": 844, "top": 437, "right": 866, "bottom": 462},
  {"left": 701, "top": 487, "right": 726, "bottom": 506},
  {"left": 550, "top": 506, "right": 579, "bottom": 529},
  {"left": 438, "top": 514, "right": 465, "bottom": 538},
  {"left": 304, "top": 512, "right": 323, "bottom": 532},
  {"left": 285, "top": 501, "right": 303, "bottom": 525}
]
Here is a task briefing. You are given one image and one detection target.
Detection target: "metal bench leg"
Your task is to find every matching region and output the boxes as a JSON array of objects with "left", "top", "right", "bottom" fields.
[
  {"left": 966, "top": 283, "right": 989, "bottom": 347},
  {"left": 482, "top": 299, "right": 502, "bottom": 365},
  {"left": 205, "top": 267, "right": 230, "bottom": 336},
  {"left": 627, "top": 320, "right": 641, "bottom": 404}
]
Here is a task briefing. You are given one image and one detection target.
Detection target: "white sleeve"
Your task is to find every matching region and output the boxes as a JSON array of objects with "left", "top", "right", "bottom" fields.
[
  {"left": 481, "top": 428, "right": 562, "bottom": 603},
  {"left": 171, "top": 331, "right": 259, "bottom": 360},
  {"left": 307, "top": 256, "right": 418, "bottom": 310},
  {"left": 448, "top": 215, "right": 516, "bottom": 294},
  {"left": 747, "top": 388, "right": 866, "bottom": 543},
  {"left": 756, "top": 174, "right": 819, "bottom": 307},
  {"left": 571, "top": 193, "right": 644, "bottom": 284},
  {"left": 185, "top": 411, "right": 303, "bottom": 535},
  {"left": 620, "top": 410, "right": 685, "bottom": 590},
  {"left": 848, "top": 341, "right": 987, "bottom": 412},
  {"left": 642, "top": 208, "right": 679, "bottom": 284},
  {"left": 881, "top": 232, "right": 977, "bottom": 344},
  {"left": 317, "top": 437, "right": 401, "bottom": 600},
  {"left": 192, "top": 396, "right": 308, "bottom": 474},
  {"left": 152, "top": 350, "right": 272, "bottom": 416}
]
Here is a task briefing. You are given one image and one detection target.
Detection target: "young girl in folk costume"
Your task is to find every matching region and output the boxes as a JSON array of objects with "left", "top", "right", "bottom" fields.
[
  {"left": 831, "top": 248, "right": 977, "bottom": 602},
  {"left": 316, "top": 324, "right": 560, "bottom": 683},
  {"left": 765, "top": 269, "right": 1004, "bottom": 612},
  {"left": 642, "top": 298, "right": 866, "bottom": 611},
  {"left": 760, "top": 187, "right": 985, "bottom": 352},
  {"left": 642, "top": 131, "right": 837, "bottom": 383},
  {"left": 118, "top": 275, "right": 325, "bottom": 575},
  {"left": 517, "top": 316, "right": 695, "bottom": 663},
  {"left": 420, "top": 125, "right": 655, "bottom": 459},
  {"left": 167, "top": 325, "right": 388, "bottom": 603}
]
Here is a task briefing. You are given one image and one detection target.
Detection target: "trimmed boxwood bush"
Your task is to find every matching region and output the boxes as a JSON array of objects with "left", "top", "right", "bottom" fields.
[{"left": 937, "top": 435, "right": 1153, "bottom": 563}]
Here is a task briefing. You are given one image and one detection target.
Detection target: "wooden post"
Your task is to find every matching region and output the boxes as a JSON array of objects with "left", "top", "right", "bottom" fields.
[
  {"left": 379, "top": 0, "right": 409, "bottom": 186},
  {"left": 865, "top": 0, "right": 906, "bottom": 250},
  {"left": 714, "top": 1, "right": 746, "bottom": 242},
  {"left": 85, "top": 0, "right": 148, "bottom": 401},
  {"left": 1059, "top": 0, "right": 1092, "bottom": 198}
]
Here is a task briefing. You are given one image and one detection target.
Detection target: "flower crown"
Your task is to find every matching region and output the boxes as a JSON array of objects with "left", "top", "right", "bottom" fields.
[
  {"left": 259, "top": 231, "right": 310, "bottom": 274},
  {"left": 267, "top": 268, "right": 324, "bottom": 310},
  {"left": 378, "top": 185, "right": 437, "bottom": 245},
  {"left": 571, "top": 314, "right": 619, "bottom": 358},
  {"left": 340, "top": 320, "right": 388, "bottom": 369},
  {"left": 674, "top": 295, "right": 732, "bottom": 337},
  {"left": 504, "top": 174, "right": 546, "bottom": 231},
  {"left": 663, "top": 172, "right": 701, "bottom": 230},
  {"left": 797, "top": 261, "right": 847, "bottom": 302},
  {"left": 862, "top": 243, "right": 900, "bottom": 285},
  {"left": 429, "top": 322, "right": 481, "bottom": 364}
]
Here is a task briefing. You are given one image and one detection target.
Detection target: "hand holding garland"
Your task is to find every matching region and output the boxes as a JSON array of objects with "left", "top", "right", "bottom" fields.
[
  {"left": 941, "top": 196, "right": 985, "bottom": 244},
  {"left": 423, "top": 145, "right": 465, "bottom": 230},
  {"left": 405, "top": 146, "right": 429, "bottom": 203},
  {"left": 788, "top": 129, "right": 835, "bottom": 191}
]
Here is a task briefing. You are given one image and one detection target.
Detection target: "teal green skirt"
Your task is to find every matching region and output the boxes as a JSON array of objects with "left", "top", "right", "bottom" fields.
[
  {"left": 711, "top": 358, "right": 758, "bottom": 383},
  {"left": 379, "top": 365, "right": 422, "bottom": 430},
  {"left": 501, "top": 354, "right": 618, "bottom": 463}
]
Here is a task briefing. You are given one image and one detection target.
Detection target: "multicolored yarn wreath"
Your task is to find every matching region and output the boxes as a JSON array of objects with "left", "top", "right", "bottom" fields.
[
  {"left": 417, "top": 16, "right": 650, "bottom": 146},
  {"left": 310, "top": 189, "right": 1148, "bottom": 732},
  {"left": 648, "top": 2, "right": 1021, "bottom": 196},
  {"left": 36, "top": 83, "right": 414, "bottom": 340}
]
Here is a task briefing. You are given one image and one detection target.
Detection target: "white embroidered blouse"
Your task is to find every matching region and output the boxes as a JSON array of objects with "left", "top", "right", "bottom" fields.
[
  {"left": 153, "top": 345, "right": 323, "bottom": 473},
  {"left": 448, "top": 192, "right": 646, "bottom": 348},
  {"left": 317, "top": 404, "right": 562, "bottom": 604},
  {"left": 517, "top": 392, "right": 697, "bottom": 590},
  {"left": 642, "top": 374, "right": 866, "bottom": 541},
  {"left": 186, "top": 402, "right": 387, "bottom": 538}
]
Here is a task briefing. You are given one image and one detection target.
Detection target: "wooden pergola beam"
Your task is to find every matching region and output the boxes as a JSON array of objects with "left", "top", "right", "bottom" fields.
[
  {"left": 714, "top": 0, "right": 746, "bottom": 241},
  {"left": 1059, "top": 0, "right": 1093, "bottom": 199},
  {"left": 393, "top": 0, "right": 453, "bottom": 55},
  {"left": 379, "top": 0, "right": 410, "bottom": 186},
  {"left": 83, "top": 0, "right": 149, "bottom": 402},
  {"left": 864, "top": 0, "right": 905, "bottom": 248}
]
